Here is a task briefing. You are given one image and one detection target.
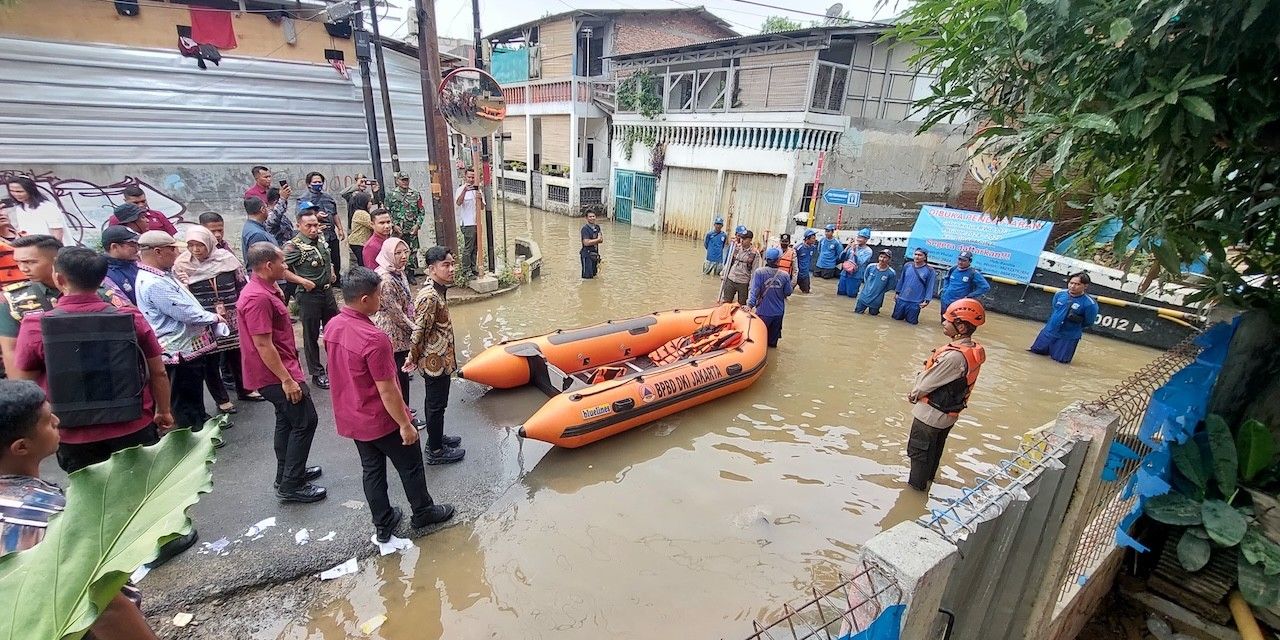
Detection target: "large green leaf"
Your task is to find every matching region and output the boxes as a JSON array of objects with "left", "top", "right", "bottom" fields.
[
  {"left": 1205, "top": 415, "right": 1238, "bottom": 496},
  {"left": 1238, "top": 554, "right": 1280, "bottom": 608},
  {"left": 1172, "top": 441, "right": 1209, "bottom": 491},
  {"left": 1181, "top": 95, "right": 1216, "bottom": 121},
  {"left": 0, "top": 419, "right": 222, "bottom": 640},
  {"left": 1236, "top": 419, "right": 1276, "bottom": 482},
  {"left": 1241, "top": 528, "right": 1280, "bottom": 575},
  {"left": 1176, "top": 528, "right": 1212, "bottom": 571},
  {"left": 1145, "top": 493, "right": 1203, "bottom": 525},
  {"left": 1202, "top": 500, "right": 1249, "bottom": 546}
]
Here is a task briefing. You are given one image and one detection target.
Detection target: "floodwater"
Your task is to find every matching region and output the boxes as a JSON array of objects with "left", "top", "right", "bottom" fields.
[{"left": 282, "top": 208, "right": 1157, "bottom": 639}]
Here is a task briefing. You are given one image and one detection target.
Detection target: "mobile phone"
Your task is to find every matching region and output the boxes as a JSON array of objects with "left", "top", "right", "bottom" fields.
[{"left": 279, "top": 179, "right": 288, "bottom": 187}]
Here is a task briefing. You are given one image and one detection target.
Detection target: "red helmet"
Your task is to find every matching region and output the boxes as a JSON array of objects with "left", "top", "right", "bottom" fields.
[{"left": 943, "top": 298, "right": 986, "bottom": 327}]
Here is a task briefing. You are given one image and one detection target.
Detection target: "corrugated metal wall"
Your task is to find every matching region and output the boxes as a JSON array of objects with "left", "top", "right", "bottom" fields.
[
  {"left": 0, "top": 36, "right": 369, "bottom": 165},
  {"left": 721, "top": 171, "right": 786, "bottom": 238},
  {"left": 662, "top": 166, "right": 717, "bottom": 238},
  {"left": 936, "top": 440, "right": 1088, "bottom": 640}
]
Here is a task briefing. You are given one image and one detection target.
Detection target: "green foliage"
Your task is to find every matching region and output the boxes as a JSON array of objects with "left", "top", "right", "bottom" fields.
[
  {"left": 761, "top": 15, "right": 803, "bottom": 33},
  {"left": 496, "top": 263, "right": 520, "bottom": 288},
  {"left": 894, "top": 0, "right": 1280, "bottom": 313},
  {"left": 620, "top": 127, "right": 659, "bottom": 162},
  {"left": 1238, "top": 419, "right": 1276, "bottom": 481},
  {"left": 1176, "top": 529, "right": 1211, "bottom": 571},
  {"left": 0, "top": 418, "right": 223, "bottom": 639},
  {"left": 1139, "top": 414, "right": 1280, "bottom": 607},
  {"left": 616, "top": 69, "right": 662, "bottom": 119}
]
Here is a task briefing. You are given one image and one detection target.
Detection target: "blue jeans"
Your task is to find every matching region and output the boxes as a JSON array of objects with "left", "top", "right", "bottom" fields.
[
  {"left": 761, "top": 314, "right": 784, "bottom": 347},
  {"left": 855, "top": 299, "right": 883, "bottom": 315}
]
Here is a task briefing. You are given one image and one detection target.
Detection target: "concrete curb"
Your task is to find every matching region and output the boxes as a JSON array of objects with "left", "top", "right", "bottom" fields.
[{"left": 450, "top": 283, "right": 520, "bottom": 307}]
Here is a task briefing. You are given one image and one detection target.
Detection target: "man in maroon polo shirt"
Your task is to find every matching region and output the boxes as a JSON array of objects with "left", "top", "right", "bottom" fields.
[
  {"left": 324, "top": 266, "right": 454, "bottom": 543},
  {"left": 10, "top": 247, "right": 174, "bottom": 473},
  {"left": 238, "top": 242, "right": 326, "bottom": 504},
  {"left": 245, "top": 165, "right": 273, "bottom": 203},
  {"left": 361, "top": 208, "right": 394, "bottom": 270},
  {"left": 105, "top": 187, "right": 178, "bottom": 235}
]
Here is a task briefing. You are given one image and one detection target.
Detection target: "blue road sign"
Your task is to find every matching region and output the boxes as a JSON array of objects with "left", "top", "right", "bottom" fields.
[{"left": 822, "top": 188, "right": 861, "bottom": 207}]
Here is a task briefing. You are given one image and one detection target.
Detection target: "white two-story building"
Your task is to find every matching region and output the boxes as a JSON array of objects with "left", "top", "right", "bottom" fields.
[{"left": 608, "top": 25, "right": 972, "bottom": 238}]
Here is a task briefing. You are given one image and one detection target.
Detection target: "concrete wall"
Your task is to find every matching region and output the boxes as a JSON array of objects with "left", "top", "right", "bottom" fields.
[
  {"left": 799, "top": 119, "right": 970, "bottom": 232},
  {"left": 0, "top": 0, "right": 353, "bottom": 63},
  {"left": 610, "top": 12, "right": 737, "bottom": 57}
]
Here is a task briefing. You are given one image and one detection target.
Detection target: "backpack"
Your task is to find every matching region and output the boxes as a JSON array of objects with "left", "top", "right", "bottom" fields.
[{"left": 40, "top": 308, "right": 147, "bottom": 428}]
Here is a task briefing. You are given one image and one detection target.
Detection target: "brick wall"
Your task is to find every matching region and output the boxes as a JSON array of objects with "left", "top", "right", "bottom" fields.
[{"left": 611, "top": 12, "right": 737, "bottom": 56}]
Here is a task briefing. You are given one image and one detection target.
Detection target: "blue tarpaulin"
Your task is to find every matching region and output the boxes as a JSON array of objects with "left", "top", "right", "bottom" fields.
[
  {"left": 906, "top": 206, "right": 1053, "bottom": 282},
  {"left": 491, "top": 47, "right": 529, "bottom": 84},
  {"left": 837, "top": 604, "right": 904, "bottom": 640}
]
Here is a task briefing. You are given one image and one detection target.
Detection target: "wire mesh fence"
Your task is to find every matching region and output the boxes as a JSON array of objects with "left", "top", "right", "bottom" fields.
[
  {"left": 922, "top": 428, "right": 1075, "bottom": 544},
  {"left": 739, "top": 560, "right": 903, "bottom": 640},
  {"left": 1054, "top": 334, "right": 1204, "bottom": 599}
]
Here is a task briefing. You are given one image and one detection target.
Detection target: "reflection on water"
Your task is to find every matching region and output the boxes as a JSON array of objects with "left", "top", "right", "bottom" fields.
[{"left": 284, "top": 208, "right": 1158, "bottom": 639}]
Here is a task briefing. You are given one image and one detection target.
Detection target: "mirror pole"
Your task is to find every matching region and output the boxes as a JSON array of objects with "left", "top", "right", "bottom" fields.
[
  {"left": 472, "top": 0, "right": 497, "bottom": 274},
  {"left": 369, "top": 0, "right": 400, "bottom": 173}
]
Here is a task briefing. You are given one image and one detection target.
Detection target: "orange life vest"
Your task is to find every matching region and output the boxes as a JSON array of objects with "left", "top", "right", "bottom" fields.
[
  {"left": 919, "top": 341, "right": 985, "bottom": 416},
  {"left": 776, "top": 247, "right": 795, "bottom": 275},
  {"left": 649, "top": 329, "right": 743, "bottom": 367},
  {"left": 0, "top": 240, "right": 22, "bottom": 288}
]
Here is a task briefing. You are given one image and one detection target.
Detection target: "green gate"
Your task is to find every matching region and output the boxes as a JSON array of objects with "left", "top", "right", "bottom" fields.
[
  {"left": 613, "top": 169, "right": 634, "bottom": 223},
  {"left": 634, "top": 173, "right": 657, "bottom": 213}
]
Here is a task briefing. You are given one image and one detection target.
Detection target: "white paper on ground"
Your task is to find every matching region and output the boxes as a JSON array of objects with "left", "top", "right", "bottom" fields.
[
  {"left": 245, "top": 517, "right": 277, "bottom": 537},
  {"left": 317, "top": 531, "right": 336, "bottom": 542},
  {"left": 371, "top": 534, "right": 413, "bottom": 556},
  {"left": 294, "top": 528, "right": 310, "bottom": 545},
  {"left": 172, "top": 612, "right": 194, "bottom": 627},
  {"left": 129, "top": 565, "right": 151, "bottom": 584},
  {"left": 319, "top": 557, "right": 359, "bottom": 580},
  {"left": 359, "top": 615, "right": 387, "bottom": 634},
  {"left": 341, "top": 499, "right": 365, "bottom": 510},
  {"left": 199, "top": 537, "right": 231, "bottom": 555}
]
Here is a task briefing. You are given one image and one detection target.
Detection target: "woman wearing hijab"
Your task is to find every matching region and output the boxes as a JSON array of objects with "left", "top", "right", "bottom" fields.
[
  {"left": 371, "top": 237, "right": 421, "bottom": 416},
  {"left": 346, "top": 191, "right": 374, "bottom": 267},
  {"left": 175, "top": 224, "right": 262, "bottom": 414}
]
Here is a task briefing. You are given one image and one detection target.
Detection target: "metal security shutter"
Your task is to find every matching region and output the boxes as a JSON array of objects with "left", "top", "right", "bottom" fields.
[
  {"left": 662, "top": 167, "right": 718, "bottom": 238},
  {"left": 538, "top": 115, "right": 570, "bottom": 167},
  {"left": 721, "top": 172, "right": 787, "bottom": 240}
]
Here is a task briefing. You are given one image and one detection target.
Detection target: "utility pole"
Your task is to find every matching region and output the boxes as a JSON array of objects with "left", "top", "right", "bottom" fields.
[
  {"left": 368, "top": 0, "right": 400, "bottom": 173},
  {"left": 353, "top": 0, "right": 385, "bottom": 186},
  {"left": 472, "top": 0, "right": 496, "bottom": 273},
  {"left": 415, "top": 0, "right": 458, "bottom": 252}
]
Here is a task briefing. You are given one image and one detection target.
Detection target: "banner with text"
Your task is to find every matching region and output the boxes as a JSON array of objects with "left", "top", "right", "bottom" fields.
[{"left": 906, "top": 206, "right": 1053, "bottom": 282}]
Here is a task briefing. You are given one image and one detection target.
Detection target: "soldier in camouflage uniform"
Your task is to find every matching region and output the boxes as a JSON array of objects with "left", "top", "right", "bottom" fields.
[{"left": 385, "top": 171, "right": 426, "bottom": 277}]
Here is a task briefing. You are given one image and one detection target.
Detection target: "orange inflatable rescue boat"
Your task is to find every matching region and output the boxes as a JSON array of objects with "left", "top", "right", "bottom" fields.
[{"left": 459, "top": 304, "right": 768, "bottom": 448}]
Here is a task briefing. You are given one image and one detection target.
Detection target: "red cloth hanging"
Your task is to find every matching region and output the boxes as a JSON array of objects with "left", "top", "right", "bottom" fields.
[{"left": 189, "top": 7, "right": 237, "bottom": 50}]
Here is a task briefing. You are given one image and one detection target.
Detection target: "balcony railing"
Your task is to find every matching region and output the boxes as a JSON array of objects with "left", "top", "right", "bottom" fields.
[{"left": 613, "top": 122, "right": 842, "bottom": 153}]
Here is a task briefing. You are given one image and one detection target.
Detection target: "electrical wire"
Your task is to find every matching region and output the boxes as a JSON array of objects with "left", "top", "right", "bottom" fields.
[{"left": 721, "top": 0, "right": 865, "bottom": 23}]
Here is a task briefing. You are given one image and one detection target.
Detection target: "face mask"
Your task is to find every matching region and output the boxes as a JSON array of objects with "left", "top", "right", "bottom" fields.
[{"left": 309, "top": 183, "right": 324, "bottom": 192}]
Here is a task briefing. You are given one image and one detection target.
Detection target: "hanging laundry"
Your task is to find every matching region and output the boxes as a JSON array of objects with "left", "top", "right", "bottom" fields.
[
  {"left": 190, "top": 6, "right": 238, "bottom": 50},
  {"left": 177, "top": 25, "right": 223, "bottom": 70}
]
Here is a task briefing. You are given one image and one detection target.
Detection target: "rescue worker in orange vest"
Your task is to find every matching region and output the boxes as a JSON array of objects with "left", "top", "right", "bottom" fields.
[
  {"left": 775, "top": 233, "right": 797, "bottom": 281},
  {"left": 905, "top": 298, "right": 987, "bottom": 491}
]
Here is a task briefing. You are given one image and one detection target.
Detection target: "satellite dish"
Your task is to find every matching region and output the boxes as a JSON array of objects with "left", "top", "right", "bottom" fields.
[
  {"left": 825, "top": 3, "right": 844, "bottom": 20},
  {"left": 438, "top": 67, "right": 507, "bottom": 138}
]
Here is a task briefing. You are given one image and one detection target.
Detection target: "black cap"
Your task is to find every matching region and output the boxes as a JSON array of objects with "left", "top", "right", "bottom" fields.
[
  {"left": 112, "top": 203, "right": 145, "bottom": 223},
  {"left": 101, "top": 225, "right": 140, "bottom": 248},
  {"left": 779, "top": 233, "right": 791, "bottom": 243}
]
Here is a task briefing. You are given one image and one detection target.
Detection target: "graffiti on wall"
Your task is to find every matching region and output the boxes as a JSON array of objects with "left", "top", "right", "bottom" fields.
[{"left": 1, "top": 169, "right": 190, "bottom": 246}]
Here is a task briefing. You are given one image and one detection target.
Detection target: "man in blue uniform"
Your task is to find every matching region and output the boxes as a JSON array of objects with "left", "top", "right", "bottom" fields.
[
  {"left": 1029, "top": 272, "right": 1098, "bottom": 364},
  {"left": 837, "top": 227, "right": 873, "bottom": 297},
  {"left": 814, "top": 224, "right": 842, "bottom": 279},
  {"left": 893, "top": 248, "right": 937, "bottom": 325},
  {"left": 855, "top": 249, "right": 897, "bottom": 315},
  {"left": 747, "top": 247, "right": 793, "bottom": 348},
  {"left": 702, "top": 217, "right": 727, "bottom": 276},
  {"left": 938, "top": 251, "right": 991, "bottom": 320},
  {"left": 793, "top": 229, "right": 817, "bottom": 294}
]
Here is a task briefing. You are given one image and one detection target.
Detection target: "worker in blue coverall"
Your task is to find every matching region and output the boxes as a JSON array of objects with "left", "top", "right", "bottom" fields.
[
  {"left": 793, "top": 229, "right": 817, "bottom": 293},
  {"left": 747, "top": 246, "right": 794, "bottom": 348},
  {"left": 837, "top": 227, "right": 873, "bottom": 297},
  {"left": 893, "top": 248, "right": 937, "bottom": 325},
  {"left": 702, "top": 217, "right": 728, "bottom": 276},
  {"left": 1029, "top": 272, "right": 1099, "bottom": 364},
  {"left": 938, "top": 251, "right": 991, "bottom": 320},
  {"left": 814, "top": 224, "right": 843, "bottom": 279},
  {"left": 855, "top": 249, "right": 898, "bottom": 315}
]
